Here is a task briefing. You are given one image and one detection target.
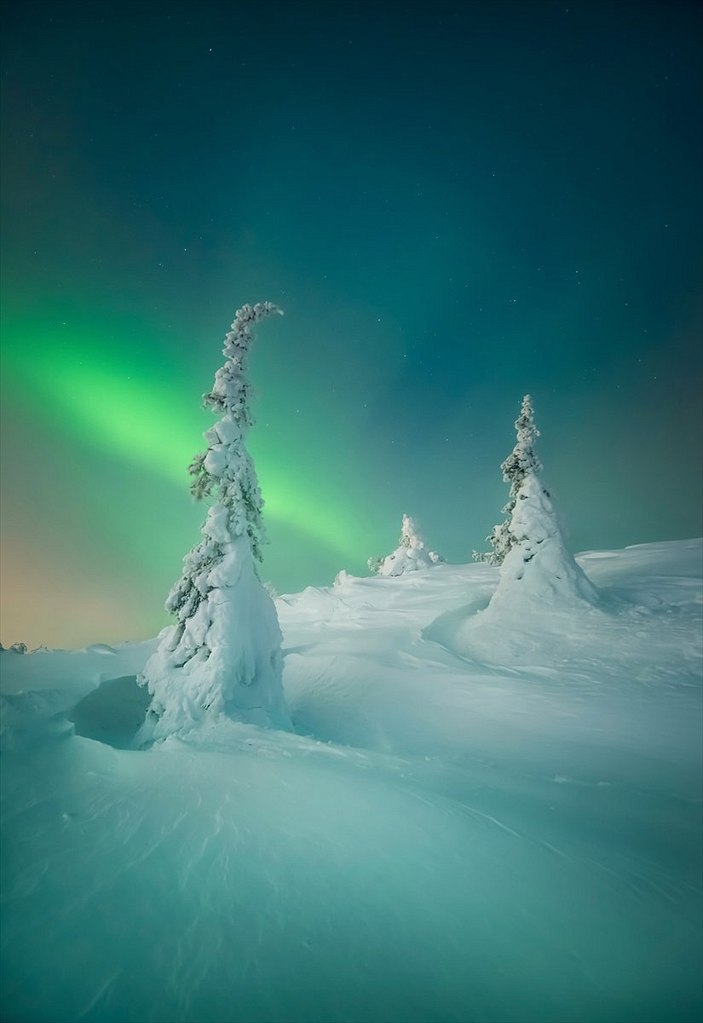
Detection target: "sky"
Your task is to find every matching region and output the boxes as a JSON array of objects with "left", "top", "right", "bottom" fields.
[{"left": 1, "top": 0, "right": 701, "bottom": 649}]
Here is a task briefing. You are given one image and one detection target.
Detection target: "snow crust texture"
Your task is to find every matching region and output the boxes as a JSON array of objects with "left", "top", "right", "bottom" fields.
[{"left": 1, "top": 540, "right": 702, "bottom": 1023}]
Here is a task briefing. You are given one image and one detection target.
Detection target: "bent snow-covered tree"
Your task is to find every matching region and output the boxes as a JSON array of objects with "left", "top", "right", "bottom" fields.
[
  {"left": 136, "top": 303, "right": 292, "bottom": 744},
  {"left": 487, "top": 395, "right": 598, "bottom": 608},
  {"left": 369, "top": 514, "right": 443, "bottom": 577}
]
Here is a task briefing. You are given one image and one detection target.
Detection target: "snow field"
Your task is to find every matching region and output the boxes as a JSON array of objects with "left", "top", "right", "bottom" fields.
[{"left": 1, "top": 539, "right": 701, "bottom": 1022}]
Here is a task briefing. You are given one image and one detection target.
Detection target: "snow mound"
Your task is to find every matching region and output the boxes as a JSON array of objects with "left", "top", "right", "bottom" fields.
[
  {"left": 372, "top": 514, "right": 442, "bottom": 577},
  {"left": 492, "top": 473, "right": 599, "bottom": 609},
  {"left": 85, "top": 643, "right": 118, "bottom": 655}
]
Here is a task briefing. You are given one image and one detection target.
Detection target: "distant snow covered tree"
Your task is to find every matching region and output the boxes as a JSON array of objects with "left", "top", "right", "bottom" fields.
[
  {"left": 136, "top": 303, "right": 292, "bottom": 745},
  {"left": 472, "top": 520, "right": 512, "bottom": 567},
  {"left": 369, "top": 514, "right": 443, "bottom": 577},
  {"left": 474, "top": 394, "right": 542, "bottom": 566},
  {"left": 487, "top": 395, "right": 598, "bottom": 608}
]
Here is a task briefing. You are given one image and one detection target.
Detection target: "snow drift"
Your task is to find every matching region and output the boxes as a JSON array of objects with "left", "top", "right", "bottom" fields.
[{"left": 1, "top": 539, "right": 701, "bottom": 1023}]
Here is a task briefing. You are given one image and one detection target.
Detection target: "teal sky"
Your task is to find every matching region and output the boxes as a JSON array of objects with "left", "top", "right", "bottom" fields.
[{"left": 1, "top": 0, "right": 701, "bottom": 648}]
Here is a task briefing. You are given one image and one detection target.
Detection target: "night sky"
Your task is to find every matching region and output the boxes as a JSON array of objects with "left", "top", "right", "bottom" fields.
[{"left": 1, "top": 0, "right": 701, "bottom": 649}]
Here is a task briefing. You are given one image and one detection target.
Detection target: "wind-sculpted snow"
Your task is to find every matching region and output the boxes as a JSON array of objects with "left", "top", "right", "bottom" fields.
[
  {"left": 1, "top": 540, "right": 701, "bottom": 1022},
  {"left": 0, "top": 641, "right": 156, "bottom": 750}
]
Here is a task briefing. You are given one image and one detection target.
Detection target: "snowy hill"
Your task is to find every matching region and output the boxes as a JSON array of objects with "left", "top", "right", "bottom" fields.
[{"left": 1, "top": 539, "right": 702, "bottom": 1023}]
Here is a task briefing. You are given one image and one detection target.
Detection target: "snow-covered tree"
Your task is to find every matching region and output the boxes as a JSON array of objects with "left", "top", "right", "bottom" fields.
[
  {"left": 487, "top": 395, "right": 598, "bottom": 608},
  {"left": 136, "top": 303, "right": 292, "bottom": 745},
  {"left": 474, "top": 394, "right": 543, "bottom": 566},
  {"left": 472, "top": 520, "right": 512, "bottom": 567},
  {"left": 369, "top": 514, "right": 443, "bottom": 577}
]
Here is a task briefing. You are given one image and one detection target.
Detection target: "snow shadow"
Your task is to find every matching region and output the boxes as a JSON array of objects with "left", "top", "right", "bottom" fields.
[{"left": 68, "top": 675, "right": 150, "bottom": 749}]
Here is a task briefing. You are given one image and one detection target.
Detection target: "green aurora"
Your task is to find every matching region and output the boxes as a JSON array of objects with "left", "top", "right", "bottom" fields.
[
  {"left": 1, "top": 0, "right": 701, "bottom": 648},
  {"left": 2, "top": 312, "right": 364, "bottom": 556},
  {"left": 1, "top": 305, "right": 380, "bottom": 645}
]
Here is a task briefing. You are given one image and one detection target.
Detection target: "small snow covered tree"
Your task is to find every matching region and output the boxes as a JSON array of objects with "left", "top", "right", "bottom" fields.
[
  {"left": 136, "top": 303, "right": 292, "bottom": 745},
  {"left": 473, "top": 519, "right": 512, "bottom": 567},
  {"left": 487, "top": 395, "right": 598, "bottom": 607},
  {"left": 474, "top": 394, "right": 541, "bottom": 566},
  {"left": 369, "top": 514, "right": 443, "bottom": 577}
]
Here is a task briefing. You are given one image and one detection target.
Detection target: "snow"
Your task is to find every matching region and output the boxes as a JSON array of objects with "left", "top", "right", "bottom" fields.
[
  {"left": 141, "top": 303, "right": 290, "bottom": 740},
  {"left": 372, "top": 514, "right": 442, "bottom": 577},
  {"left": 138, "top": 536, "right": 292, "bottom": 743},
  {"left": 476, "top": 392, "right": 543, "bottom": 567},
  {"left": 491, "top": 472, "right": 600, "bottom": 608},
  {"left": 1, "top": 539, "right": 702, "bottom": 1023}
]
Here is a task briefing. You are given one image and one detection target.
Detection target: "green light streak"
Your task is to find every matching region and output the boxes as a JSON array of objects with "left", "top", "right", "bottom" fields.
[{"left": 1, "top": 316, "right": 360, "bottom": 560}]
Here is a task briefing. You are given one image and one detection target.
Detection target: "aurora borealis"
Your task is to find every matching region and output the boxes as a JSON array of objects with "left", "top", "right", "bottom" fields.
[{"left": 1, "top": 0, "right": 701, "bottom": 649}]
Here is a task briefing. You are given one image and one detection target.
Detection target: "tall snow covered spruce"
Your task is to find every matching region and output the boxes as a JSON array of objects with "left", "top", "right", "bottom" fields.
[
  {"left": 136, "top": 303, "right": 292, "bottom": 744},
  {"left": 487, "top": 395, "right": 598, "bottom": 607},
  {"left": 474, "top": 394, "right": 542, "bottom": 566},
  {"left": 369, "top": 514, "right": 443, "bottom": 577}
]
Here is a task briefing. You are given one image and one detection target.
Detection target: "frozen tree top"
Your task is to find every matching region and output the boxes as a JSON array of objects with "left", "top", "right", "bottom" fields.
[
  {"left": 203, "top": 302, "right": 283, "bottom": 422},
  {"left": 501, "top": 393, "right": 542, "bottom": 485}
]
